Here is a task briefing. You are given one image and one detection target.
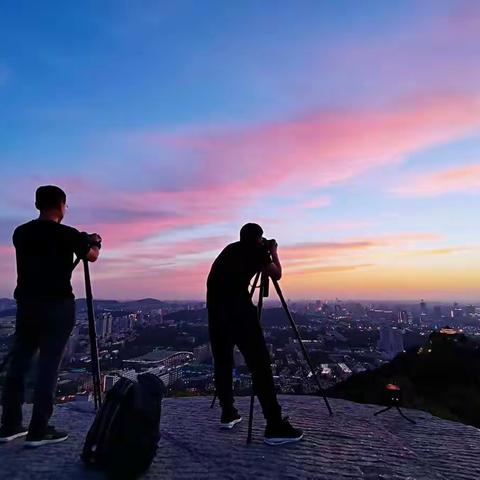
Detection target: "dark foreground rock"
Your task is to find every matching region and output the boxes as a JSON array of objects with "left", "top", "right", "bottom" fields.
[{"left": 1, "top": 395, "right": 479, "bottom": 479}]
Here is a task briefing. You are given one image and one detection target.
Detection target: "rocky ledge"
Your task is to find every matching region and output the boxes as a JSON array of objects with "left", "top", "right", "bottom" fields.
[{"left": 1, "top": 395, "right": 479, "bottom": 479}]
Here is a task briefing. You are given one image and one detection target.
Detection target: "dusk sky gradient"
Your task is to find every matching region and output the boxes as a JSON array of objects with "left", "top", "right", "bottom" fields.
[{"left": 1, "top": 1, "right": 479, "bottom": 301}]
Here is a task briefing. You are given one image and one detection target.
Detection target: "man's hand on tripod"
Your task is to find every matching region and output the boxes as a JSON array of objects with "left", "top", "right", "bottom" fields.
[{"left": 86, "top": 233, "right": 102, "bottom": 262}]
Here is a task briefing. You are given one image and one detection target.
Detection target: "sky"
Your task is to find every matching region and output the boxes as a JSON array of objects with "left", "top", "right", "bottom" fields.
[{"left": 1, "top": 1, "right": 480, "bottom": 302}]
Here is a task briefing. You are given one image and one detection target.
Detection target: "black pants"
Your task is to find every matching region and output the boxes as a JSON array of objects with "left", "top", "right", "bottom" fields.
[
  {"left": 208, "top": 300, "right": 281, "bottom": 424},
  {"left": 1, "top": 299, "right": 75, "bottom": 436}
]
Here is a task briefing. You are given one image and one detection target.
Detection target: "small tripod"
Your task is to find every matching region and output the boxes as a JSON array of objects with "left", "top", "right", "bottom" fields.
[
  {"left": 73, "top": 256, "right": 102, "bottom": 409},
  {"left": 373, "top": 384, "right": 415, "bottom": 424},
  {"left": 211, "top": 270, "right": 333, "bottom": 443}
]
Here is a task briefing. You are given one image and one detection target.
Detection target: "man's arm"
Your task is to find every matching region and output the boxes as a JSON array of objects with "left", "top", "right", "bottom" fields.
[
  {"left": 72, "top": 230, "right": 101, "bottom": 263},
  {"left": 265, "top": 242, "right": 282, "bottom": 281},
  {"left": 85, "top": 234, "right": 101, "bottom": 262}
]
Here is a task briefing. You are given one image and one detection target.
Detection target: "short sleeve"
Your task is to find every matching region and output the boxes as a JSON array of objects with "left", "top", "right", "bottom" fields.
[{"left": 68, "top": 227, "right": 91, "bottom": 258}]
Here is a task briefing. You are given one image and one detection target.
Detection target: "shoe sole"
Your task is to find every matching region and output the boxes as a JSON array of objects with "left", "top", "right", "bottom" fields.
[
  {"left": 264, "top": 433, "right": 304, "bottom": 446},
  {"left": 220, "top": 417, "right": 243, "bottom": 429},
  {"left": 25, "top": 435, "right": 69, "bottom": 448},
  {"left": 0, "top": 431, "right": 28, "bottom": 443}
]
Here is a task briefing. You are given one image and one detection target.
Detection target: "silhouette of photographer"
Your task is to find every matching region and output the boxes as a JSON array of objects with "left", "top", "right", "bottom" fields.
[
  {"left": 207, "top": 223, "right": 303, "bottom": 445},
  {"left": 0, "top": 186, "right": 101, "bottom": 447}
]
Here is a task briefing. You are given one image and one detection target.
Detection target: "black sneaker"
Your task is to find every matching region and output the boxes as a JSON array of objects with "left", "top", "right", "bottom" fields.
[
  {"left": 220, "top": 408, "right": 242, "bottom": 429},
  {"left": 25, "top": 426, "right": 69, "bottom": 448},
  {"left": 0, "top": 425, "right": 28, "bottom": 443},
  {"left": 264, "top": 417, "right": 303, "bottom": 446}
]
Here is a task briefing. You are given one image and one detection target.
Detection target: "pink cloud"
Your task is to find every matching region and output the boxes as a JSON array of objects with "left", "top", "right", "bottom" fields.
[
  {"left": 132, "top": 93, "right": 480, "bottom": 208},
  {"left": 394, "top": 163, "right": 480, "bottom": 197},
  {"left": 294, "top": 196, "right": 331, "bottom": 210},
  {"left": 279, "top": 232, "right": 440, "bottom": 265},
  {"left": 8, "top": 92, "right": 480, "bottom": 252},
  {"left": 4, "top": 92, "right": 479, "bottom": 298},
  {"left": 76, "top": 261, "right": 212, "bottom": 300}
]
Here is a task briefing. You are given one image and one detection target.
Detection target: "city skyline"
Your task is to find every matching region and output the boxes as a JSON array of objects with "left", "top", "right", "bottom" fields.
[{"left": 1, "top": 1, "right": 480, "bottom": 301}]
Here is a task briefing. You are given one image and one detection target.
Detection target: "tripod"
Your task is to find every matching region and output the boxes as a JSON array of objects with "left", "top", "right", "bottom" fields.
[
  {"left": 373, "top": 405, "right": 416, "bottom": 424},
  {"left": 211, "top": 270, "right": 333, "bottom": 443},
  {"left": 73, "top": 256, "right": 102, "bottom": 409},
  {"left": 373, "top": 384, "right": 415, "bottom": 424}
]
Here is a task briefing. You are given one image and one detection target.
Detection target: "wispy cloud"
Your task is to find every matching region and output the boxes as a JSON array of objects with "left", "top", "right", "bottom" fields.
[{"left": 393, "top": 163, "right": 480, "bottom": 197}]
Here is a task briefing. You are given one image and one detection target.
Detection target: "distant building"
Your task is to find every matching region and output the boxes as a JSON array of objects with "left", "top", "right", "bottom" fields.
[
  {"left": 420, "top": 299, "right": 427, "bottom": 315},
  {"left": 398, "top": 310, "right": 409, "bottom": 324},
  {"left": 450, "top": 303, "right": 463, "bottom": 323},
  {"left": 465, "top": 305, "right": 476, "bottom": 316},
  {"left": 123, "top": 349, "right": 194, "bottom": 370},
  {"left": 193, "top": 344, "right": 211, "bottom": 363},
  {"left": 377, "top": 326, "right": 404, "bottom": 360},
  {"left": 96, "top": 313, "right": 113, "bottom": 338}
]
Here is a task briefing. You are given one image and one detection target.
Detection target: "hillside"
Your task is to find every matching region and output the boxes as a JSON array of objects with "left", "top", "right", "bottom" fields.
[{"left": 328, "top": 328, "right": 480, "bottom": 428}]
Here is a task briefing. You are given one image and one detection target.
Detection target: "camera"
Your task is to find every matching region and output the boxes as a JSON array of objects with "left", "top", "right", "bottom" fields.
[
  {"left": 260, "top": 237, "right": 277, "bottom": 254},
  {"left": 81, "top": 232, "right": 102, "bottom": 249}
]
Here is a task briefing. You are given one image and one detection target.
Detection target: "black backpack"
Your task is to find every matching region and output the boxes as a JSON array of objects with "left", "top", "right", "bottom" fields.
[{"left": 81, "top": 373, "right": 166, "bottom": 479}]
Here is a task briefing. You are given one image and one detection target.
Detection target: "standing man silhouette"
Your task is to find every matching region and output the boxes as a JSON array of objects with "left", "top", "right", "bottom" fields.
[
  {"left": 207, "top": 223, "right": 303, "bottom": 445},
  {"left": 0, "top": 186, "right": 101, "bottom": 447}
]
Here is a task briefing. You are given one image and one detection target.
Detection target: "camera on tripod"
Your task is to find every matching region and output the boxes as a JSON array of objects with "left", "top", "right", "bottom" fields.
[
  {"left": 260, "top": 237, "right": 277, "bottom": 255},
  {"left": 82, "top": 232, "right": 102, "bottom": 249}
]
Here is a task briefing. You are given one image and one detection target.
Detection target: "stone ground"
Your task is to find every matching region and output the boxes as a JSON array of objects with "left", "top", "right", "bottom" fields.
[{"left": 1, "top": 395, "right": 480, "bottom": 479}]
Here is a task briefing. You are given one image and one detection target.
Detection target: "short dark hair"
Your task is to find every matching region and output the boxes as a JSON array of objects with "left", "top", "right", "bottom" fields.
[
  {"left": 35, "top": 185, "right": 67, "bottom": 211},
  {"left": 240, "top": 223, "right": 263, "bottom": 243}
]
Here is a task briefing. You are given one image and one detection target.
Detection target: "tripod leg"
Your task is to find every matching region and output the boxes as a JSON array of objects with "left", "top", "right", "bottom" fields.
[
  {"left": 247, "top": 393, "right": 255, "bottom": 444},
  {"left": 373, "top": 406, "right": 391, "bottom": 416},
  {"left": 210, "top": 394, "right": 217, "bottom": 409},
  {"left": 396, "top": 407, "right": 416, "bottom": 424},
  {"left": 83, "top": 259, "right": 102, "bottom": 409},
  {"left": 250, "top": 271, "right": 261, "bottom": 299},
  {"left": 271, "top": 279, "right": 333, "bottom": 415},
  {"left": 246, "top": 272, "right": 266, "bottom": 444}
]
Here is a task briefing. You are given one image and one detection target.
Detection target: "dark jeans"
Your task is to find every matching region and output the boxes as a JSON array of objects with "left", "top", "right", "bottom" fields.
[
  {"left": 1, "top": 299, "right": 75, "bottom": 436},
  {"left": 208, "top": 300, "right": 282, "bottom": 424}
]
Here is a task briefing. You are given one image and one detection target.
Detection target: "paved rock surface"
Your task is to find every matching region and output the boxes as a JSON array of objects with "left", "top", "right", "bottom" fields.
[{"left": 1, "top": 395, "right": 480, "bottom": 479}]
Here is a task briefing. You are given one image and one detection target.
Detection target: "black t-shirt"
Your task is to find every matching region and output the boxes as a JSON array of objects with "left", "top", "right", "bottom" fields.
[
  {"left": 206, "top": 241, "right": 272, "bottom": 304},
  {"left": 13, "top": 219, "right": 91, "bottom": 300}
]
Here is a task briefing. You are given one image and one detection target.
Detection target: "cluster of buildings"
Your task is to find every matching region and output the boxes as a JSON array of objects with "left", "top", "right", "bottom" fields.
[{"left": 1, "top": 297, "right": 479, "bottom": 405}]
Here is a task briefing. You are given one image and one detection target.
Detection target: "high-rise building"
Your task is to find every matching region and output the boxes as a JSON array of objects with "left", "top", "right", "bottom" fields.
[
  {"left": 398, "top": 310, "right": 408, "bottom": 324},
  {"left": 420, "top": 299, "right": 427, "bottom": 315},
  {"left": 96, "top": 313, "right": 113, "bottom": 338},
  {"left": 377, "top": 326, "right": 404, "bottom": 360}
]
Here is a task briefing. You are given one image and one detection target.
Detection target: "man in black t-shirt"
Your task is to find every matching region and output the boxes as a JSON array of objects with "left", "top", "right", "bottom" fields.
[
  {"left": 0, "top": 185, "right": 101, "bottom": 447},
  {"left": 207, "top": 223, "right": 303, "bottom": 445}
]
